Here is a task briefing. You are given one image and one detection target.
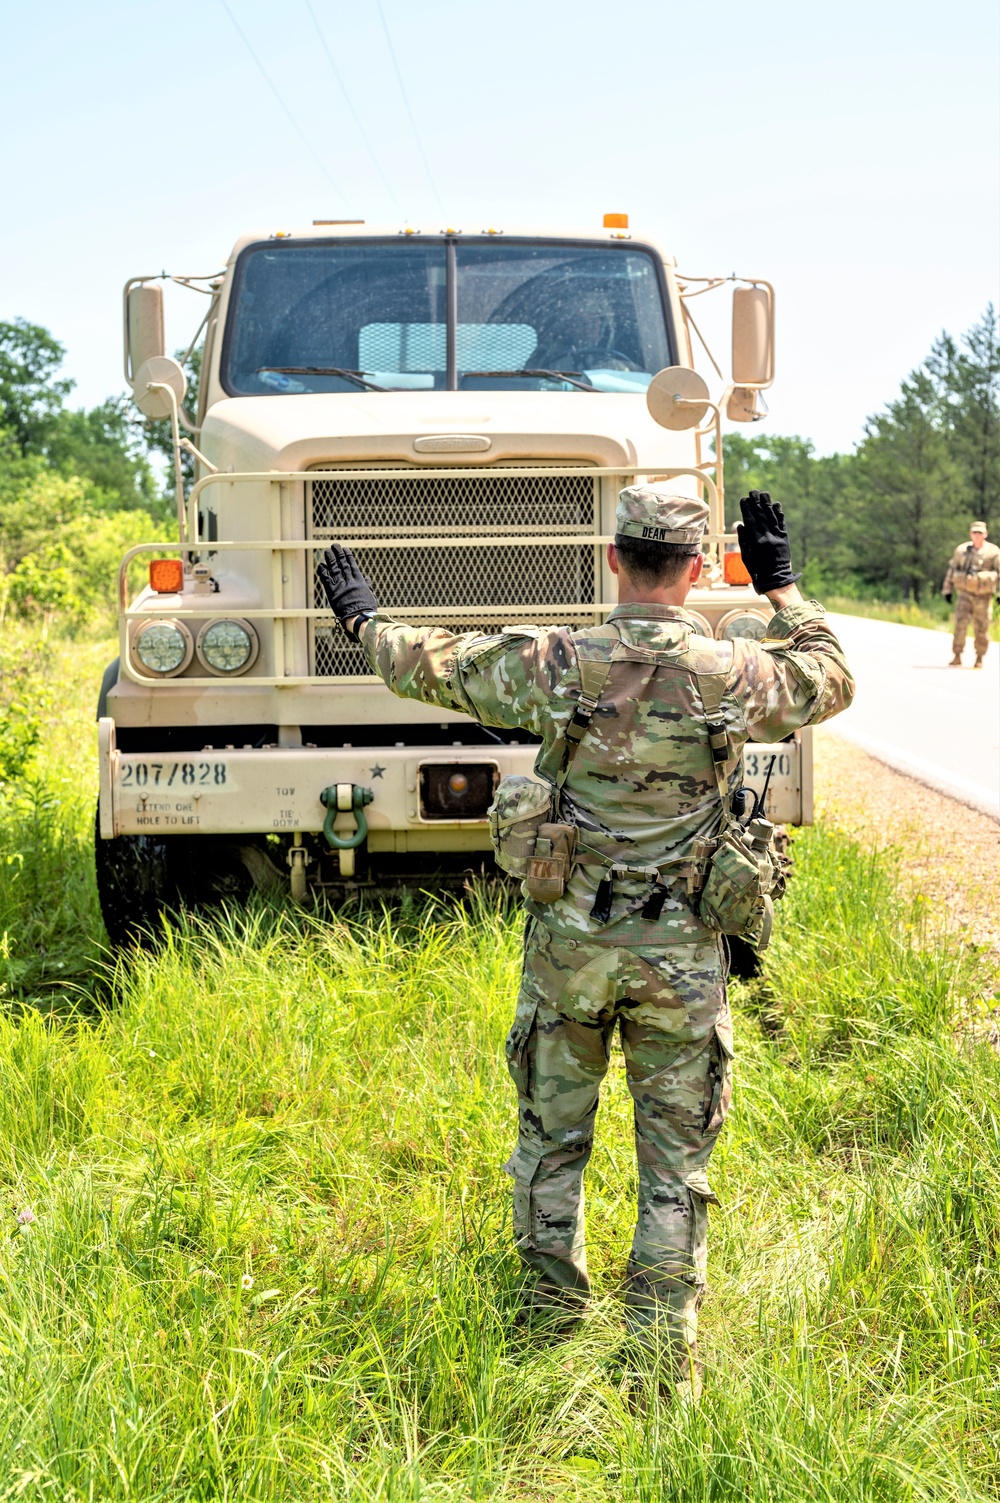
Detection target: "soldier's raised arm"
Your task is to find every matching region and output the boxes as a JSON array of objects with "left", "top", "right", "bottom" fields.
[{"left": 727, "top": 493, "right": 855, "bottom": 742}]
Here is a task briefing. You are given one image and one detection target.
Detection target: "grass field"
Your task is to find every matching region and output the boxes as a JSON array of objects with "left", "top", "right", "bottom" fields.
[
  {"left": 825, "top": 594, "right": 1000, "bottom": 642},
  {"left": 0, "top": 627, "right": 998, "bottom": 1501}
]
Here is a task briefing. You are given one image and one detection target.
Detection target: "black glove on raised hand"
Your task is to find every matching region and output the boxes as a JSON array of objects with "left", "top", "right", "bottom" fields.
[
  {"left": 735, "top": 490, "right": 802, "bottom": 596},
  {"left": 317, "top": 545, "right": 378, "bottom": 637}
]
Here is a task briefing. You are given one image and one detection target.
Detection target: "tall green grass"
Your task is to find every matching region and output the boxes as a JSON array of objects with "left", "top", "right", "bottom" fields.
[{"left": 0, "top": 628, "right": 997, "bottom": 1500}]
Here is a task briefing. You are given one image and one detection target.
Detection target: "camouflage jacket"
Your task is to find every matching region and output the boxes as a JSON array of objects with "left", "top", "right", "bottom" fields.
[
  {"left": 943, "top": 541, "right": 1000, "bottom": 597},
  {"left": 360, "top": 601, "right": 853, "bottom": 944}
]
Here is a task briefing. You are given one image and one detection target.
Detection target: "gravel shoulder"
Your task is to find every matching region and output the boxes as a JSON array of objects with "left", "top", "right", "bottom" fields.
[{"left": 812, "top": 725, "right": 1000, "bottom": 964}]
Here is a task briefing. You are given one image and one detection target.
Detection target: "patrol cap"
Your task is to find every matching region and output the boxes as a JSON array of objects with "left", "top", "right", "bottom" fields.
[
  {"left": 971, "top": 520, "right": 988, "bottom": 534},
  {"left": 615, "top": 485, "right": 709, "bottom": 547}
]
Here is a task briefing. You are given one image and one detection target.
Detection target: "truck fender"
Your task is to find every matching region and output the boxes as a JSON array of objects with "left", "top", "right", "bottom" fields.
[{"left": 97, "top": 657, "right": 120, "bottom": 720}]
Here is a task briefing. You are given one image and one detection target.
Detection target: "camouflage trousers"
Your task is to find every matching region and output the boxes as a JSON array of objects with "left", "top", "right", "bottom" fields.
[
  {"left": 503, "top": 919, "right": 733, "bottom": 1374},
  {"left": 953, "top": 592, "right": 993, "bottom": 659}
]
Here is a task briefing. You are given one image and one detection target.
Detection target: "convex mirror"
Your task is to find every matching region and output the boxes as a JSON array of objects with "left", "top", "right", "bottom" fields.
[
  {"left": 727, "top": 385, "right": 765, "bottom": 423},
  {"left": 646, "top": 366, "right": 711, "bottom": 430},
  {"left": 132, "top": 356, "right": 187, "bottom": 420}
]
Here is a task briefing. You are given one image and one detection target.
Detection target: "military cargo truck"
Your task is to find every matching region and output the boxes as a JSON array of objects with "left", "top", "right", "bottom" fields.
[{"left": 96, "top": 216, "right": 804, "bottom": 940}]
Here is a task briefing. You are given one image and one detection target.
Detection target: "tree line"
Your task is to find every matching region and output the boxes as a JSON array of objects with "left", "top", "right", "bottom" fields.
[
  {"left": 0, "top": 319, "right": 170, "bottom": 626},
  {"left": 724, "top": 307, "right": 999, "bottom": 602}
]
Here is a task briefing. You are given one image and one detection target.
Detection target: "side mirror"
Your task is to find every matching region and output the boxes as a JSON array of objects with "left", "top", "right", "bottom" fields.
[
  {"left": 132, "top": 356, "right": 187, "bottom": 420},
  {"left": 646, "top": 366, "right": 711, "bottom": 430},
  {"left": 126, "top": 282, "right": 165, "bottom": 384},
  {"left": 727, "top": 385, "right": 766, "bottom": 423},
  {"left": 731, "top": 285, "right": 774, "bottom": 388}
]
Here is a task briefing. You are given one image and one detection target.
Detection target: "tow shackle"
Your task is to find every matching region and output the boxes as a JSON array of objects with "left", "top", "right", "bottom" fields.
[{"left": 320, "top": 783, "right": 374, "bottom": 850}]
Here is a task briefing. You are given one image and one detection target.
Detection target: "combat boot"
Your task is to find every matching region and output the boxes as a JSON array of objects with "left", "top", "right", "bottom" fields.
[
  {"left": 617, "top": 1355, "right": 704, "bottom": 1415},
  {"left": 950, "top": 653, "right": 963, "bottom": 666},
  {"left": 513, "top": 1280, "right": 587, "bottom": 1340}
]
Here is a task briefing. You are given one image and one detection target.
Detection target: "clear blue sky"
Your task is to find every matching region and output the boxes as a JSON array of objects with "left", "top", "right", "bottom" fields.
[{"left": 1, "top": 0, "right": 996, "bottom": 454}]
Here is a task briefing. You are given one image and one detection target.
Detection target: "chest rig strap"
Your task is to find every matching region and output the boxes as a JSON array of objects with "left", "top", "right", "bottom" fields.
[
  {"left": 555, "top": 632, "right": 618, "bottom": 922},
  {"left": 680, "top": 669, "right": 736, "bottom": 902},
  {"left": 557, "top": 634, "right": 619, "bottom": 788},
  {"left": 698, "top": 670, "right": 732, "bottom": 803},
  {"left": 557, "top": 656, "right": 616, "bottom": 785}
]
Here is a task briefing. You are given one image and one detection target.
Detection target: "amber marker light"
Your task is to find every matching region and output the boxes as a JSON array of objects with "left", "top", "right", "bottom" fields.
[
  {"left": 724, "top": 552, "right": 752, "bottom": 586},
  {"left": 603, "top": 213, "right": 629, "bottom": 228},
  {"left": 149, "top": 559, "right": 184, "bottom": 593}
]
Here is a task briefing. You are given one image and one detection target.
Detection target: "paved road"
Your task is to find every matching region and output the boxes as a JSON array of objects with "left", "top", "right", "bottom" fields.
[{"left": 825, "top": 613, "right": 1000, "bottom": 821}]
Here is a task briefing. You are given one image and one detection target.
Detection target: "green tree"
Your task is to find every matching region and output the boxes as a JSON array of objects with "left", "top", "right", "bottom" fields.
[
  {"left": 925, "top": 305, "right": 999, "bottom": 532},
  {"left": 47, "top": 396, "right": 161, "bottom": 514},
  {"left": 0, "top": 318, "right": 165, "bottom": 514},
  {"left": 0, "top": 455, "right": 91, "bottom": 570},
  {"left": 0, "top": 320, "right": 73, "bottom": 454},
  {"left": 722, "top": 433, "right": 855, "bottom": 587},
  {"left": 853, "top": 369, "right": 962, "bottom": 601}
]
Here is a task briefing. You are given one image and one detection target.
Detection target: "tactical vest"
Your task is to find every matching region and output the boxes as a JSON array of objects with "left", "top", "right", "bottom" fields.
[
  {"left": 488, "top": 620, "right": 785, "bottom": 947},
  {"left": 955, "top": 542, "right": 1000, "bottom": 596}
]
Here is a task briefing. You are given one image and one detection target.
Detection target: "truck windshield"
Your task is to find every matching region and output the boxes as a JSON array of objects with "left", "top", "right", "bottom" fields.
[{"left": 222, "top": 238, "right": 672, "bottom": 395}]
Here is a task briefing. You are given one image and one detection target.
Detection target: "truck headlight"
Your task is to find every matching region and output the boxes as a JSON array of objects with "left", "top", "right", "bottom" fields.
[
  {"left": 196, "top": 618, "right": 259, "bottom": 675},
  {"left": 716, "top": 609, "right": 769, "bottom": 642},
  {"left": 684, "top": 611, "right": 714, "bottom": 639},
  {"left": 133, "top": 619, "right": 193, "bottom": 677}
]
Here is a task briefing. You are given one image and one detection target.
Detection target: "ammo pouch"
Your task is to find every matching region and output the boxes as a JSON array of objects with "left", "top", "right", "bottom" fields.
[
  {"left": 488, "top": 644, "right": 618, "bottom": 903},
  {"left": 484, "top": 646, "right": 616, "bottom": 901},
  {"left": 963, "top": 570, "right": 998, "bottom": 597},
  {"left": 695, "top": 672, "right": 787, "bottom": 952},
  {"left": 488, "top": 775, "right": 577, "bottom": 902},
  {"left": 697, "top": 819, "right": 785, "bottom": 949}
]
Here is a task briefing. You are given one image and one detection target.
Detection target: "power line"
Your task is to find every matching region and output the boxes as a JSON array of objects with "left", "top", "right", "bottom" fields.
[
  {"left": 373, "top": 0, "right": 444, "bottom": 215},
  {"left": 218, "top": 0, "right": 350, "bottom": 208},
  {"left": 304, "top": 0, "right": 404, "bottom": 215}
]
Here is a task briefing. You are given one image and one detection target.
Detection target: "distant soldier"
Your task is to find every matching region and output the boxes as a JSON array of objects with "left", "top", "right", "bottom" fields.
[
  {"left": 943, "top": 522, "right": 999, "bottom": 667},
  {"left": 318, "top": 490, "right": 854, "bottom": 1401}
]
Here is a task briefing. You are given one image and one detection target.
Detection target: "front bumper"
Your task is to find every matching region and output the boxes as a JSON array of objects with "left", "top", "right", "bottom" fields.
[
  {"left": 97, "top": 717, "right": 525, "bottom": 846},
  {"left": 98, "top": 719, "right": 812, "bottom": 841}
]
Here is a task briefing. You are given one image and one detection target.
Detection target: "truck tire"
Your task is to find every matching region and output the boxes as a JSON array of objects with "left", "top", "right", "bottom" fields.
[
  {"left": 94, "top": 807, "right": 174, "bottom": 948},
  {"left": 94, "top": 812, "right": 257, "bottom": 949}
]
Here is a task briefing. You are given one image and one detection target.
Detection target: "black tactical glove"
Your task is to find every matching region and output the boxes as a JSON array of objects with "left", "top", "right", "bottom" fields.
[
  {"left": 944, "top": 591, "right": 953, "bottom": 605},
  {"left": 735, "top": 490, "right": 802, "bottom": 596},
  {"left": 317, "top": 545, "right": 378, "bottom": 637}
]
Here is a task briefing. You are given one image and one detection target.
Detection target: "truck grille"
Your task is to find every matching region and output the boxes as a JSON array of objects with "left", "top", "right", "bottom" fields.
[{"left": 308, "top": 472, "right": 600, "bottom": 678}]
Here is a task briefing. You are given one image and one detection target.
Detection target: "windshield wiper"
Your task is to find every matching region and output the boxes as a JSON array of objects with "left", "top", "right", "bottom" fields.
[
  {"left": 258, "top": 366, "right": 388, "bottom": 392},
  {"left": 460, "top": 369, "right": 597, "bottom": 392}
]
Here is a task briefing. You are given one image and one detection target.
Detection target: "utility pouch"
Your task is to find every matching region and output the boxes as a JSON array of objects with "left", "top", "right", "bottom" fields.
[
  {"left": 488, "top": 777, "right": 577, "bottom": 901},
  {"left": 698, "top": 818, "right": 784, "bottom": 948},
  {"left": 525, "top": 822, "right": 578, "bottom": 902},
  {"left": 966, "top": 570, "right": 998, "bottom": 597},
  {"left": 696, "top": 671, "right": 786, "bottom": 952},
  {"left": 488, "top": 776, "right": 555, "bottom": 879},
  {"left": 490, "top": 634, "right": 621, "bottom": 902}
]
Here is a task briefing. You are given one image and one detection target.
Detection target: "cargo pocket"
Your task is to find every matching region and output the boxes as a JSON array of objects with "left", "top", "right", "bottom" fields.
[
  {"left": 704, "top": 1016, "right": 735, "bottom": 1135},
  {"left": 684, "top": 1168, "right": 719, "bottom": 1285},
  {"left": 504, "top": 997, "right": 538, "bottom": 1100},
  {"left": 503, "top": 1143, "right": 542, "bottom": 1250}
]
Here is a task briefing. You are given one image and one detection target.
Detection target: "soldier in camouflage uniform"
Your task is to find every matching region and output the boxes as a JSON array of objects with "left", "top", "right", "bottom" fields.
[
  {"left": 318, "top": 489, "right": 854, "bottom": 1395},
  {"left": 943, "top": 522, "right": 999, "bottom": 667}
]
